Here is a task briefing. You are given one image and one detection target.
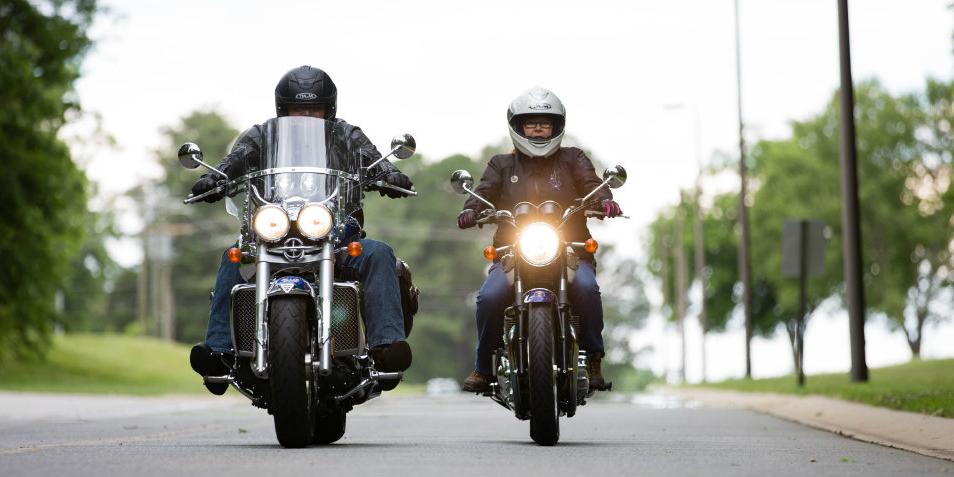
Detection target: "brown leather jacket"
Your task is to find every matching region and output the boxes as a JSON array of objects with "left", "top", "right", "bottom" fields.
[{"left": 462, "top": 147, "right": 613, "bottom": 255}]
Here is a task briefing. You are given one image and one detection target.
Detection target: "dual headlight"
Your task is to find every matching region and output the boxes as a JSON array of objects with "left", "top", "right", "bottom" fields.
[
  {"left": 518, "top": 222, "right": 560, "bottom": 266},
  {"left": 252, "top": 203, "right": 333, "bottom": 242}
]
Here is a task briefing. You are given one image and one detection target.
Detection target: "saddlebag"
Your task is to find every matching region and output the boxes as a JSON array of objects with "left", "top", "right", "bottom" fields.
[{"left": 396, "top": 259, "right": 419, "bottom": 338}]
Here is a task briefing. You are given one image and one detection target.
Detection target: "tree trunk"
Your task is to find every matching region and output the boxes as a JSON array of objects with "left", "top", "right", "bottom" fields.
[
  {"left": 911, "top": 308, "right": 926, "bottom": 359},
  {"left": 785, "top": 320, "right": 798, "bottom": 372}
]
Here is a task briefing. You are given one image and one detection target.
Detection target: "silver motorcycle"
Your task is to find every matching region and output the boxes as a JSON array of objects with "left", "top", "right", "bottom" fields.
[{"left": 178, "top": 116, "right": 418, "bottom": 447}]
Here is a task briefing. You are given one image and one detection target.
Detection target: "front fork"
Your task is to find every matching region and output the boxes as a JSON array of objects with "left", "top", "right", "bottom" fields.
[
  {"left": 318, "top": 242, "right": 334, "bottom": 376},
  {"left": 251, "top": 242, "right": 335, "bottom": 379},
  {"left": 253, "top": 260, "right": 270, "bottom": 378}
]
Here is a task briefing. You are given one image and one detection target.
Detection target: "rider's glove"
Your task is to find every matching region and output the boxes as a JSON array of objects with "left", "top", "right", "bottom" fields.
[
  {"left": 457, "top": 209, "right": 477, "bottom": 229},
  {"left": 601, "top": 199, "right": 623, "bottom": 218},
  {"left": 380, "top": 172, "right": 413, "bottom": 198},
  {"left": 191, "top": 174, "right": 224, "bottom": 203}
]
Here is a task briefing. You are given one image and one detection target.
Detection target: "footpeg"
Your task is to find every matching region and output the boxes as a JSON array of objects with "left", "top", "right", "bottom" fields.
[
  {"left": 203, "top": 374, "right": 233, "bottom": 384},
  {"left": 371, "top": 370, "right": 403, "bottom": 381}
]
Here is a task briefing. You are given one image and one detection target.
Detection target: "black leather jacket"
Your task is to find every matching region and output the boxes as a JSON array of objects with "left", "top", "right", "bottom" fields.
[{"left": 462, "top": 147, "right": 613, "bottom": 258}]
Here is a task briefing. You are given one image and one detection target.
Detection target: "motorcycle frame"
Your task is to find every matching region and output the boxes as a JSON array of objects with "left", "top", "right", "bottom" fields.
[{"left": 496, "top": 241, "right": 580, "bottom": 417}]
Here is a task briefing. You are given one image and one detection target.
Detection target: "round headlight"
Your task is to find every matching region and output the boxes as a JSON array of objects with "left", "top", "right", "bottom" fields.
[
  {"left": 297, "top": 203, "right": 334, "bottom": 239},
  {"left": 518, "top": 222, "right": 560, "bottom": 266},
  {"left": 253, "top": 205, "right": 290, "bottom": 242}
]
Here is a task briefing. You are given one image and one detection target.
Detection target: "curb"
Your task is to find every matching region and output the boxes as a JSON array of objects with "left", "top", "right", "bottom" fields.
[{"left": 665, "top": 387, "right": 954, "bottom": 462}]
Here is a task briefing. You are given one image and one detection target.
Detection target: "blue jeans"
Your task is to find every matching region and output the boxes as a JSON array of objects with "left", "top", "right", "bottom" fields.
[
  {"left": 474, "top": 261, "right": 604, "bottom": 375},
  {"left": 204, "top": 239, "right": 406, "bottom": 352}
]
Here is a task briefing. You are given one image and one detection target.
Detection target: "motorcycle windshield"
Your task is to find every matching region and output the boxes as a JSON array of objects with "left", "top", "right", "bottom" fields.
[{"left": 260, "top": 116, "right": 361, "bottom": 214}]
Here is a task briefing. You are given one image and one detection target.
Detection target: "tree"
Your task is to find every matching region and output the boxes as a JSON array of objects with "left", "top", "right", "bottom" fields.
[
  {"left": 59, "top": 199, "right": 121, "bottom": 332},
  {"left": 647, "top": 189, "right": 779, "bottom": 379},
  {"left": 0, "top": 0, "right": 98, "bottom": 360},
  {"left": 597, "top": 246, "right": 654, "bottom": 390},
  {"left": 752, "top": 81, "right": 950, "bottom": 359},
  {"left": 651, "top": 80, "right": 953, "bottom": 369},
  {"left": 139, "top": 110, "right": 240, "bottom": 342}
]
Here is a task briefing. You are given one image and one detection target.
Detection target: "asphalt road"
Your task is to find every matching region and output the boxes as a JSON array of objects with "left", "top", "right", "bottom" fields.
[{"left": 0, "top": 392, "right": 950, "bottom": 477}]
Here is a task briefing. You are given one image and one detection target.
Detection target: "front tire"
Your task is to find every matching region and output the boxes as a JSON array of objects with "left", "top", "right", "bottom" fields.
[
  {"left": 527, "top": 302, "right": 559, "bottom": 446},
  {"left": 312, "top": 408, "right": 347, "bottom": 445},
  {"left": 268, "top": 296, "right": 313, "bottom": 448}
]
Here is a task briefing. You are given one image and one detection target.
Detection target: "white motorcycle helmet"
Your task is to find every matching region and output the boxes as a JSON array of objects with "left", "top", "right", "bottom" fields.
[{"left": 507, "top": 86, "right": 566, "bottom": 158}]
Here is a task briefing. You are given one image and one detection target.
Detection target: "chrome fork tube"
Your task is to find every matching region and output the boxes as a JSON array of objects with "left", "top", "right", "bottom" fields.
[
  {"left": 253, "top": 259, "right": 270, "bottom": 378},
  {"left": 318, "top": 241, "right": 334, "bottom": 376}
]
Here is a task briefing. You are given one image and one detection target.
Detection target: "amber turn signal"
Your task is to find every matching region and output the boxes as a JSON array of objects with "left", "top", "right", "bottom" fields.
[
  {"left": 483, "top": 245, "right": 496, "bottom": 261},
  {"left": 347, "top": 241, "right": 362, "bottom": 257},
  {"left": 584, "top": 239, "right": 599, "bottom": 254},
  {"left": 227, "top": 247, "right": 242, "bottom": 263}
]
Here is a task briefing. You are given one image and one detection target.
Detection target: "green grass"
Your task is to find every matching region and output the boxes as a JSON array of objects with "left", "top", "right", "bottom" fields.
[
  {"left": 0, "top": 333, "right": 429, "bottom": 396},
  {"left": 701, "top": 358, "right": 954, "bottom": 418},
  {"left": 0, "top": 333, "right": 203, "bottom": 395}
]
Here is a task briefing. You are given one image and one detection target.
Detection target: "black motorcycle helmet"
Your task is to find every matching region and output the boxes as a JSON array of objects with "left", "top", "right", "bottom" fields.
[{"left": 274, "top": 65, "right": 337, "bottom": 119}]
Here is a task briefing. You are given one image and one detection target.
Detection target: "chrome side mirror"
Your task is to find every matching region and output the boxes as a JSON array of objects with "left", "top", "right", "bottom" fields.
[
  {"left": 178, "top": 143, "right": 203, "bottom": 169},
  {"left": 391, "top": 134, "right": 416, "bottom": 160},
  {"left": 450, "top": 170, "right": 474, "bottom": 195},
  {"left": 603, "top": 165, "right": 627, "bottom": 189}
]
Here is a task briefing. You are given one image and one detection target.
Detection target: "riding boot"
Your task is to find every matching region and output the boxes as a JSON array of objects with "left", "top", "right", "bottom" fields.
[
  {"left": 587, "top": 352, "right": 612, "bottom": 391},
  {"left": 189, "top": 343, "right": 230, "bottom": 395}
]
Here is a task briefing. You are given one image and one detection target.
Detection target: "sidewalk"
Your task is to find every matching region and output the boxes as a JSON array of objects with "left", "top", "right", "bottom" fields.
[{"left": 667, "top": 387, "right": 954, "bottom": 462}]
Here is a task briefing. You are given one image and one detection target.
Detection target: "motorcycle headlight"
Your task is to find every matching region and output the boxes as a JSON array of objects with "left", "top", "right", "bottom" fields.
[
  {"left": 253, "top": 205, "right": 290, "bottom": 242},
  {"left": 518, "top": 222, "right": 560, "bottom": 266},
  {"left": 296, "top": 203, "right": 333, "bottom": 239}
]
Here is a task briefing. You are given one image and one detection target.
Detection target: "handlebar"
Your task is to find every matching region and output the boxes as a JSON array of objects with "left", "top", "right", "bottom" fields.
[
  {"left": 183, "top": 182, "right": 228, "bottom": 204},
  {"left": 472, "top": 207, "right": 627, "bottom": 227},
  {"left": 370, "top": 180, "right": 418, "bottom": 197}
]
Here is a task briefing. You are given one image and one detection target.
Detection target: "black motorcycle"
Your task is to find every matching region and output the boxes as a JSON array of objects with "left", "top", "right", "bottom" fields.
[
  {"left": 449, "top": 165, "right": 626, "bottom": 446},
  {"left": 178, "top": 116, "right": 419, "bottom": 448}
]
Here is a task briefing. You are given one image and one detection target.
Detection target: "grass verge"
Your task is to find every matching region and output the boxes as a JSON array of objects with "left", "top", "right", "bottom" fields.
[
  {"left": 699, "top": 358, "right": 954, "bottom": 418},
  {"left": 0, "top": 333, "right": 202, "bottom": 395}
]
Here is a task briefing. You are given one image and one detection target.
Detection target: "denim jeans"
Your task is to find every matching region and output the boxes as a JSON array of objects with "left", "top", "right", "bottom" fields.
[
  {"left": 473, "top": 260, "right": 604, "bottom": 375},
  {"left": 204, "top": 239, "right": 406, "bottom": 352}
]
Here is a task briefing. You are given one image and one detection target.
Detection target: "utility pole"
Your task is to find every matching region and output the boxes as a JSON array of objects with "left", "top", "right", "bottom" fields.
[
  {"left": 734, "top": 0, "right": 754, "bottom": 378},
  {"left": 694, "top": 171, "right": 708, "bottom": 383},
  {"left": 675, "top": 199, "right": 688, "bottom": 384},
  {"left": 658, "top": 230, "right": 674, "bottom": 382},
  {"left": 837, "top": 0, "right": 868, "bottom": 382},
  {"left": 138, "top": 233, "right": 149, "bottom": 336},
  {"left": 690, "top": 105, "right": 708, "bottom": 383},
  {"left": 663, "top": 102, "right": 708, "bottom": 383}
]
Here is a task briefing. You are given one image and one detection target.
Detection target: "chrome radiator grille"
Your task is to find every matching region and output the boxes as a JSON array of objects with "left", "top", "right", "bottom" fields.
[
  {"left": 331, "top": 282, "right": 364, "bottom": 356},
  {"left": 230, "top": 285, "right": 257, "bottom": 357},
  {"left": 229, "top": 282, "right": 364, "bottom": 358}
]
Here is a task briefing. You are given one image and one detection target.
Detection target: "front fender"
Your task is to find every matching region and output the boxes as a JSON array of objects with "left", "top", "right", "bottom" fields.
[
  {"left": 523, "top": 288, "right": 556, "bottom": 304},
  {"left": 267, "top": 276, "right": 316, "bottom": 298}
]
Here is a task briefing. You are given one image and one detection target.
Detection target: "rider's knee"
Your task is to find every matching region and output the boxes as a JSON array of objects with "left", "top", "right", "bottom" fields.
[
  {"left": 476, "top": 285, "right": 503, "bottom": 308},
  {"left": 360, "top": 239, "right": 395, "bottom": 261}
]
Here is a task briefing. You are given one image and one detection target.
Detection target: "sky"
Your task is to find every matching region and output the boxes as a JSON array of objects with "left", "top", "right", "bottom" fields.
[{"left": 72, "top": 0, "right": 954, "bottom": 381}]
